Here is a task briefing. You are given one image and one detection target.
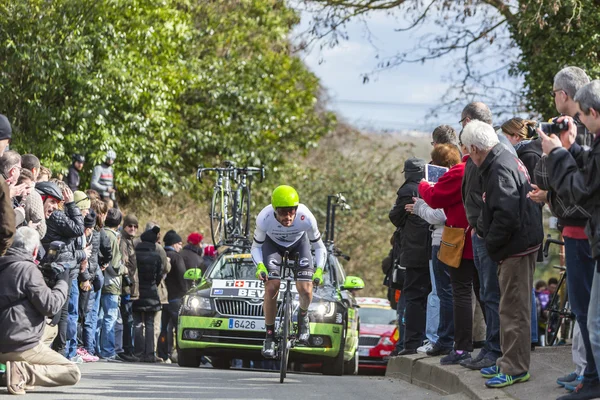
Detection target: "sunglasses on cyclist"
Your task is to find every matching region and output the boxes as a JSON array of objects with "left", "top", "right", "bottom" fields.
[{"left": 275, "top": 207, "right": 298, "bottom": 216}]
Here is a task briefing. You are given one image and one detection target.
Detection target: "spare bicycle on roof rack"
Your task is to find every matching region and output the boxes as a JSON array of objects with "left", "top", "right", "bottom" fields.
[{"left": 197, "top": 161, "right": 265, "bottom": 248}]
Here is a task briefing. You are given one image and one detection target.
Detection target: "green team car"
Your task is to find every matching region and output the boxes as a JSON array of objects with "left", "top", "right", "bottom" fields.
[{"left": 177, "top": 247, "right": 364, "bottom": 375}]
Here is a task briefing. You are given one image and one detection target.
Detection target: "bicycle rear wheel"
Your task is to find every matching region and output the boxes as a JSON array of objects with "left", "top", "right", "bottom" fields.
[
  {"left": 210, "top": 189, "right": 225, "bottom": 245},
  {"left": 240, "top": 186, "right": 251, "bottom": 238},
  {"left": 280, "top": 291, "right": 292, "bottom": 383}
]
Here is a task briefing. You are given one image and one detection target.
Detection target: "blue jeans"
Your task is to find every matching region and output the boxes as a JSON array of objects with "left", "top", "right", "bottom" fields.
[
  {"left": 65, "top": 279, "right": 80, "bottom": 359},
  {"left": 97, "top": 293, "right": 119, "bottom": 358},
  {"left": 564, "top": 237, "right": 598, "bottom": 385},
  {"left": 471, "top": 234, "right": 501, "bottom": 356},
  {"left": 588, "top": 266, "right": 600, "bottom": 381},
  {"left": 432, "top": 245, "right": 454, "bottom": 349},
  {"left": 426, "top": 260, "right": 440, "bottom": 344}
]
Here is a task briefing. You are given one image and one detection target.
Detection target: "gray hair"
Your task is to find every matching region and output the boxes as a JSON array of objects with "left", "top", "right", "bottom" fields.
[
  {"left": 461, "top": 120, "right": 499, "bottom": 151},
  {"left": 461, "top": 102, "right": 493, "bottom": 125},
  {"left": 554, "top": 66, "right": 590, "bottom": 98},
  {"left": 12, "top": 227, "right": 40, "bottom": 254},
  {"left": 432, "top": 125, "right": 458, "bottom": 145},
  {"left": 574, "top": 80, "right": 600, "bottom": 115},
  {"left": 0, "top": 150, "right": 21, "bottom": 177}
]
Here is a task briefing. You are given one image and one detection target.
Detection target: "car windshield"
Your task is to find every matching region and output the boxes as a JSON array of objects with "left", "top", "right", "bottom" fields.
[
  {"left": 358, "top": 307, "right": 397, "bottom": 325},
  {"left": 208, "top": 254, "right": 335, "bottom": 285}
]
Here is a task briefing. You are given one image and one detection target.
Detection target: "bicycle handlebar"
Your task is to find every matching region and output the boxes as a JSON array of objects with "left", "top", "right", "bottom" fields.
[
  {"left": 543, "top": 235, "right": 565, "bottom": 258},
  {"left": 196, "top": 165, "right": 265, "bottom": 183}
]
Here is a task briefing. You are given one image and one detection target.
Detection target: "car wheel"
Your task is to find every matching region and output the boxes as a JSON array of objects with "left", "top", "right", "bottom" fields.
[
  {"left": 343, "top": 348, "right": 358, "bottom": 375},
  {"left": 177, "top": 348, "right": 201, "bottom": 368},
  {"left": 322, "top": 318, "right": 346, "bottom": 376},
  {"left": 211, "top": 357, "right": 231, "bottom": 369}
]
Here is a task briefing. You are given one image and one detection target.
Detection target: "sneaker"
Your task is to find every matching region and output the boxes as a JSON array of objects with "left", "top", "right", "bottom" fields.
[
  {"left": 440, "top": 350, "right": 471, "bottom": 365},
  {"left": 262, "top": 337, "right": 276, "bottom": 359},
  {"left": 417, "top": 340, "right": 435, "bottom": 354},
  {"left": 77, "top": 348, "right": 99, "bottom": 363},
  {"left": 6, "top": 361, "right": 27, "bottom": 395},
  {"left": 469, "top": 348, "right": 488, "bottom": 364},
  {"left": 485, "top": 372, "right": 530, "bottom": 388},
  {"left": 480, "top": 365, "right": 500, "bottom": 378},
  {"left": 163, "top": 358, "right": 172, "bottom": 364},
  {"left": 384, "top": 348, "right": 401, "bottom": 360},
  {"left": 397, "top": 348, "right": 418, "bottom": 356},
  {"left": 564, "top": 376, "right": 585, "bottom": 392},
  {"left": 557, "top": 372, "right": 580, "bottom": 387},
  {"left": 101, "top": 355, "right": 123, "bottom": 363},
  {"left": 557, "top": 382, "right": 600, "bottom": 400},
  {"left": 426, "top": 342, "right": 453, "bottom": 357},
  {"left": 297, "top": 314, "right": 310, "bottom": 344},
  {"left": 117, "top": 353, "right": 139, "bottom": 363},
  {"left": 461, "top": 354, "right": 497, "bottom": 370},
  {"left": 143, "top": 355, "right": 165, "bottom": 363},
  {"left": 69, "top": 355, "right": 84, "bottom": 364}
]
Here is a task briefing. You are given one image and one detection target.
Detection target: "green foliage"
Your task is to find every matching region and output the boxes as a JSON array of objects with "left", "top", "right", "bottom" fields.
[
  {"left": 511, "top": 0, "right": 600, "bottom": 118},
  {"left": 0, "top": 0, "right": 334, "bottom": 196}
]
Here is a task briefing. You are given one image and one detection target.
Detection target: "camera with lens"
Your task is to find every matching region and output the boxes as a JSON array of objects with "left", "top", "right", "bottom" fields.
[
  {"left": 539, "top": 117, "right": 569, "bottom": 134},
  {"left": 39, "top": 241, "right": 71, "bottom": 287}
]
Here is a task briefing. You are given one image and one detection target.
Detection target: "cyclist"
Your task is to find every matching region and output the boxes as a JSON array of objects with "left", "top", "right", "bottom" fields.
[{"left": 251, "top": 185, "right": 326, "bottom": 358}]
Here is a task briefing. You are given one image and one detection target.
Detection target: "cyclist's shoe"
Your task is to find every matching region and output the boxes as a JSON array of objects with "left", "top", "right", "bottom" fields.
[
  {"left": 255, "top": 263, "right": 268, "bottom": 281},
  {"left": 313, "top": 268, "right": 324, "bottom": 286},
  {"left": 261, "top": 337, "right": 276, "bottom": 359},
  {"left": 297, "top": 314, "right": 310, "bottom": 344}
]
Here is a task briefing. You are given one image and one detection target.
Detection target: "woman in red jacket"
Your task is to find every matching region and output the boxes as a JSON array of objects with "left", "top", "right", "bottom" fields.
[{"left": 419, "top": 144, "right": 475, "bottom": 366}]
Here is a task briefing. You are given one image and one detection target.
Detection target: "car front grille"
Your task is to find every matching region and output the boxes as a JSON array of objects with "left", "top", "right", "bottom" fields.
[
  {"left": 359, "top": 336, "right": 380, "bottom": 347},
  {"left": 215, "top": 299, "right": 264, "bottom": 317}
]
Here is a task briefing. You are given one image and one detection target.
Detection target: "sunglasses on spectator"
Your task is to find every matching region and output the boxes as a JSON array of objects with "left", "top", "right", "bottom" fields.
[{"left": 126, "top": 224, "right": 138, "bottom": 228}]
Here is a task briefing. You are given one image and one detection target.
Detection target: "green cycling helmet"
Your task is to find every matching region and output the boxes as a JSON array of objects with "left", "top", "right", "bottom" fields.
[{"left": 271, "top": 185, "right": 300, "bottom": 209}]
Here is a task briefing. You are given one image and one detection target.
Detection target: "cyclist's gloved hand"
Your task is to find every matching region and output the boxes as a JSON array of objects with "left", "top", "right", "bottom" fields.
[
  {"left": 255, "top": 263, "right": 268, "bottom": 281},
  {"left": 313, "top": 267, "right": 324, "bottom": 286}
]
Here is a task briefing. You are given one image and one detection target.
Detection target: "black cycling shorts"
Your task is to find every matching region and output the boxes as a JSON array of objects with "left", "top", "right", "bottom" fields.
[{"left": 262, "top": 234, "right": 314, "bottom": 282}]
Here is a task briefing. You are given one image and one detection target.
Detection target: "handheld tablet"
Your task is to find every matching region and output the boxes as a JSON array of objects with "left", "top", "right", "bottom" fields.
[{"left": 425, "top": 164, "right": 449, "bottom": 183}]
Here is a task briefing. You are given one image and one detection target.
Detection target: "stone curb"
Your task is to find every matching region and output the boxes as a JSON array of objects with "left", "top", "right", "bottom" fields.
[{"left": 386, "top": 354, "right": 514, "bottom": 400}]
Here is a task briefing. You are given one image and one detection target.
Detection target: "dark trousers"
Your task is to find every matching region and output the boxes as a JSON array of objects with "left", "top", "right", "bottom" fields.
[
  {"left": 394, "top": 290, "right": 406, "bottom": 352},
  {"left": 120, "top": 300, "right": 134, "bottom": 356},
  {"left": 52, "top": 289, "right": 70, "bottom": 356},
  {"left": 133, "top": 311, "right": 156, "bottom": 358},
  {"left": 564, "top": 237, "right": 599, "bottom": 385},
  {"left": 432, "top": 245, "right": 454, "bottom": 349},
  {"left": 402, "top": 267, "right": 432, "bottom": 350},
  {"left": 448, "top": 258, "right": 474, "bottom": 351}
]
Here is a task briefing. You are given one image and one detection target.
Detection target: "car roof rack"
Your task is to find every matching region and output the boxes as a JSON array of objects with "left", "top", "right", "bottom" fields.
[{"left": 216, "top": 237, "right": 252, "bottom": 254}]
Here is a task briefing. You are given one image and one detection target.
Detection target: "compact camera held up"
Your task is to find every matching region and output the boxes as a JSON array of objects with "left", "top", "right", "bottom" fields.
[
  {"left": 538, "top": 117, "right": 570, "bottom": 135},
  {"left": 39, "top": 241, "right": 72, "bottom": 287}
]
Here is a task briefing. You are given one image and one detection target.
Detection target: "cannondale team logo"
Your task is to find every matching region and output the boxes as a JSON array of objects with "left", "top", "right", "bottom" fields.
[{"left": 299, "top": 257, "right": 309, "bottom": 267}]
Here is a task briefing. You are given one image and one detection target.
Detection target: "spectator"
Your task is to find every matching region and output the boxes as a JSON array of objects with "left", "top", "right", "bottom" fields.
[
  {"left": 548, "top": 277, "right": 559, "bottom": 295},
  {"left": 82, "top": 200, "right": 111, "bottom": 358},
  {"left": 163, "top": 230, "right": 186, "bottom": 363},
  {"left": 14, "top": 169, "right": 34, "bottom": 227},
  {"left": 419, "top": 144, "right": 475, "bottom": 365},
  {"left": 459, "top": 102, "right": 503, "bottom": 371},
  {"left": 0, "top": 115, "right": 15, "bottom": 255},
  {"left": 91, "top": 149, "right": 116, "bottom": 207},
  {"left": 0, "top": 227, "right": 80, "bottom": 395},
  {"left": 133, "top": 226, "right": 164, "bottom": 363},
  {"left": 20, "top": 154, "right": 46, "bottom": 238},
  {"left": 98, "top": 208, "right": 123, "bottom": 361},
  {"left": 501, "top": 117, "right": 542, "bottom": 177},
  {"left": 0, "top": 150, "right": 22, "bottom": 189},
  {"left": 180, "top": 232, "right": 205, "bottom": 273},
  {"left": 65, "top": 154, "right": 85, "bottom": 192},
  {"left": 431, "top": 125, "right": 458, "bottom": 146},
  {"left": 36, "top": 181, "right": 85, "bottom": 358},
  {"left": 117, "top": 214, "right": 139, "bottom": 362},
  {"left": 203, "top": 245, "right": 216, "bottom": 267},
  {"left": 86, "top": 189, "right": 100, "bottom": 201},
  {"left": 36, "top": 166, "right": 52, "bottom": 182},
  {"left": 388, "top": 157, "right": 431, "bottom": 356},
  {"left": 540, "top": 79, "right": 600, "bottom": 399},
  {"left": 461, "top": 120, "right": 543, "bottom": 388}
]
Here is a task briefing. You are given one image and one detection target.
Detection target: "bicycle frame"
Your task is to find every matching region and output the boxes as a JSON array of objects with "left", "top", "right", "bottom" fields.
[{"left": 276, "top": 251, "right": 298, "bottom": 383}]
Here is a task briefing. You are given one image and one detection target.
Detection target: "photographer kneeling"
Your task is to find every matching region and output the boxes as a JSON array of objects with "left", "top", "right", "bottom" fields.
[{"left": 0, "top": 227, "right": 80, "bottom": 395}]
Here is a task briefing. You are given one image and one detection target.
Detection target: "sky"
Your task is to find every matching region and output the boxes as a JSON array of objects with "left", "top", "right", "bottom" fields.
[{"left": 296, "top": 7, "right": 519, "bottom": 134}]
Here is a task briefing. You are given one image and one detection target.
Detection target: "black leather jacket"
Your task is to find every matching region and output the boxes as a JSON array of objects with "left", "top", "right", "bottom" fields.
[
  {"left": 478, "top": 144, "right": 544, "bottom": 262},
  {"left": 42, "top": 202, "right": 85, "bottom": 270}
]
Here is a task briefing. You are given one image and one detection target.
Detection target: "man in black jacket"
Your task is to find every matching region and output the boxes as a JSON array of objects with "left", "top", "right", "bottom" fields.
[
  {"left": 0, "top": 227, "right": 80, "bottom": 395},
  {"left": 389, "top": 158, "right": 431, "bottom": 355},
  {"left": 64, "top": 154, "right": 85, "bottom": 192},
  {"left": 162, "top": 230, "right": 186, "bottom": 363},
  {"left": 462, "top": 121, "right": 543, "bottom": 389},
  {"left": 541, "top": 79, "right": 600, "bottom": 400}
]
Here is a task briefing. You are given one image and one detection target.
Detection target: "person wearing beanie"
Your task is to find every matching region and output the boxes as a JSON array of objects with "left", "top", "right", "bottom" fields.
[
  {"left": 180, "top": 232, "right": 205, "bottom": 274},
  {"left": 0, "top": 114, "right": 14, "bottom": 255},
  {"left": 65, "top": 154, "right": 85, "bottom": 192},
  {"left": 203, "top": 245, "right": 216, "bottom": 267},
  {"left": 98, "top": 208, "right": 124, "bottom": 361},
  {"left": 118, "top": 214, "right": 139, "bottom": 362},
  {"left": 133, "top": 226, "right": 163, "bottom": 363},
  {"left": 160, "top": 230, "right": 186, "bottom": 363},
  {"left": 73, "top": 191, "right": 91, "bottom": 217}
]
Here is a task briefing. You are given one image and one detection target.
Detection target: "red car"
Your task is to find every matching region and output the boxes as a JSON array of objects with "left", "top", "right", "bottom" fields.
[{"left": 356, "top": 297, "right": 398, "bottom": 372}]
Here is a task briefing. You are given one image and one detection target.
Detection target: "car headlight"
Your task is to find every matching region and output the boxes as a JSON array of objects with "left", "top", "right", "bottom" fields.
[
  {"left": 379, "top": 336, "right": 394, "bottom": 346},
  {"left": 309, "top": 301, "right": 335, "bottom": 318},
  {"left": 185, "top": 296, "right": 212, "bottom": 311}
]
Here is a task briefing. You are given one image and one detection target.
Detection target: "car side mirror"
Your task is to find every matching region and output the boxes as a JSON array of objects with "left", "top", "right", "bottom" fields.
[
  {"left": 184, "top": 268, "right": 202, "bottom": 285},
  {"left": 341, "top": 276, "right": 364, "bottom": 291}
]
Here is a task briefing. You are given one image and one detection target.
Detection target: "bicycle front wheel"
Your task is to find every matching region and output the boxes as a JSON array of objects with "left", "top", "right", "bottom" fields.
[
  {"left": 240, "top": 186, "right": 251, "bottom": 238},
  {"left": 280, "top": 292, "right": 292, "bottom": 383},
  {"left": 210, "top": 189, "right": 225, "bottom": 245}
]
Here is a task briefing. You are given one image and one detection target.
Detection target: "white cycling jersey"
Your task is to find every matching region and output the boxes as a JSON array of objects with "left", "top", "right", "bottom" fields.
[{"left": 251, "top": 204, "right": 326, "bottom": 268}]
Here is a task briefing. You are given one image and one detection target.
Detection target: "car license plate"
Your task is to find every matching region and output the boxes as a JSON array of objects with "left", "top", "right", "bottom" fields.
[
  {"left": 358, "top": 347, "right": 370, "bottom": 357},
  {"left": 228, "top": 318, "right": 264, "bottom": 331}
]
